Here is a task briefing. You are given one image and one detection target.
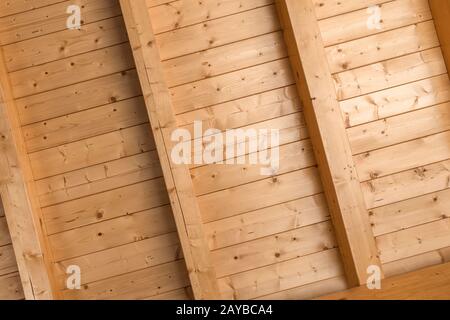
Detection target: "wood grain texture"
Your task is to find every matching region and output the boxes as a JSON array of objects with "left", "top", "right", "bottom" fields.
[
  {"left": 120, "top": 0, "right": 220, "bottom": 299},
  {"left": 276, "top": 0, "right": 382, "bottom": 287}
]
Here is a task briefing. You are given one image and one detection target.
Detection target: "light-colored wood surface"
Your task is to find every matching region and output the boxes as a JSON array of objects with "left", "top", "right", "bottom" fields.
[
  {"left": 276, "top": 0, "right": 382, "bottom": 287},
  {"left": 119, "top": 0, "right": 220, "bottom": 299},
  {"left": 321, "top": 261, "right": 450, "bottom": 300},
  {"left": 0, "top": 46, "right": 55, "bottom": 299}
]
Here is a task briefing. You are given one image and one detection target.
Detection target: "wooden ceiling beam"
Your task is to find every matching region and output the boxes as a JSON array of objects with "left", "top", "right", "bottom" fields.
[
  {"left": 119, "top": 0, "right": 220, "bottom": 299},
  {"left": 429, "top": 0, "right": 450, "bottom": 73},
  {"left": 0, "top": 48, "right": 56, "bottom": 299},
  {"left": 275, "top": 0, "right": 383, "bottom": 287}
]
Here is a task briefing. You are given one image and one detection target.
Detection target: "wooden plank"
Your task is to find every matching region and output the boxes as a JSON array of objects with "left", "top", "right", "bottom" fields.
[
  {"left": 48, "top": 205, "right": 176, "bottom": 260},
  {"left": 0, "top": 244, "right": 18, "bottom": 275},
  {"left": 149, "top": 0, "right": 273, "bottom": 34},
  {"left": 42, "top": 178, "right": 169, "bottom": 234},
  {"left": 340, "top": 74, "right": 450, "bottom": 128},
  {"left": 3, "top": 16, "right": 129, "bottom": 72},
  {"left": 0, "top": 273, "right": 24, "bottom": 300},
  {"left": 192, "top": 139, "right": 315, "bottom": 195},
  {"left": 377, "top": 218, "right": 450, "bottom": 264},
  {"left": 370, "top": 188, "right": 450, "bottom": 237},
  {"left": 219, "top": 248, "right": 344, "bottom": 299},
  {"left": 362, "top": 159, "right": 450, "bottom": 209},
  {"left": 0, "top": 47, "right": 55, "bottom": 299},
  {"left": 326, "top": 20, "right": 440, "bottom": 74},
  {"left": 430, "top": 0, "right": 450, "bottom": 72},
  {"left": 120, "top": 0, "right": 220, "bottom": 299},
  {"left": 0, "top": 0, "right": 67, "bottom": 18},
  {"left": 321, "top": 261, "right": 450, "bottom": 300},
  {"left": 205, "top": 193, "right": 330, "bottom": 250},
  {"left": 23, "top": 96, "right": 149, "bottom": 153},
  {"left": 171, "top": 58, "right": 294, "bottom": 115},
  {"left": 212, "top": 221, "right": 337, "bottom": 278},
  {"left": 256, "top": 276, "right": 348, "bottom": 300},
  {"left": 0, "top": 0, "right": 122, "bottom": 46},
  {"left": 36, "top": 151, "right": 162, "bottom": 207},
  {"left": 312, "top": 0, "right": 389, "bottom": 20},
  {"left": 155, "top": 5, "right": 280, "bottom": 60},
  {"left": 53, "top": 232, "right": 182, "bottom": 287},
  {"left": 333, "top": 47, "right": 447, "bottom": 101},
  {"left": 62, "top": 259, "right": 190, "bottom": 300},
  {"left": 348, "top": 102, "right": 450, "bottom": 154},
  {"left": 163, "top": 31, "right": 287, "bottom": 88},
  {"left": 383, "top": 247, "right": 450, "bottom": 277},
  {"left": 10, "top": 43, "right": 135, "bottom": 99},
  {"left": 16, "top": 70, "right": 142, "bottom": 126},
  {"left": 276, "top": 0, "right": 382, "bottom": 287},
  {"left": 319, "top": 0, "right": 432, "bottom": 47},
  {"left": 355, "top": 130, "right": 450, "bottom": 181},
  {"left": 199, "top": 168, "right": 323, "bottom": 223},
  {"left": 29, "top": 123, "right": 156, "bottom": 179}
]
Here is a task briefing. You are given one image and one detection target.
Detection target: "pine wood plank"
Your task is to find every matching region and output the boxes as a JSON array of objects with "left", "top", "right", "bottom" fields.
[
  {"left": 10, "top": 43, "right": 135, "bottom": 99},
  {"left": 205, "top": 194, "right": 330, "bottom": 250},
  {"left": 340, "top": 74, "right": 450, "bottom": 128},
  {"left": 16, "top": 70, "right": 142, "bottom": 126},
  {"left": 199, "top": 167, "right": 323, "bottom": 223},
  {"left": 54, "top": 232, "right": 182, "bottom": 288},
  {"left": 312, "top": 0, "right": 389, "bottom": 20},
  {"left": 370, "top": 188, "right": 450, "bottom": 237},
  {"left": 192, "top": 139, "right": 315, "bottom": 195},
  {"left": 0, "top": 244, "right": 18, "bottom": 275},
  {"left": 42, "top": 178, "right": 169, "bottom": 234},
  {"left": 23, "top": 96, "right": 149, "bottom": 153},
  {"left": 163, "top": 31, "right": 287, "bottom": 88},
  {"left": 171, "top": 58, "right": 294, "bottom": 115},
  {"left": 155, "top": 5, "right": 280, "bottom": 60},
  {"left": 29, "top": 123, "right": 155, "bottom": 180},
  {"left": 149, "top": 0, "right": 273, "bottom": 34},
  {"left": 219, "top": 248, "right": 344, "bottom": 299},
  {"left": 355, "top": 130, "right": 450, "bottom": 181},
  {"left": 177, "top": 85, "right": 301, "bottom": 132},
  {"left": 333, "top": 47, "right": 447, "bottom": 101},
  {"left": 256, "top": 276, "right": 348, "bottom": 300},
  {"left": 0, "top": 273, "right": 24, "bottom": 300},
  {"left": 319, "top": 0, "right": 432, "bottom": 47},
  {"left": 212, "top": 221, "right": 337, "bottom": 278},
  {"left": 362, "top": 159, "right": 450, "bottom": 209},
  {"left": 37, "top": 151, "right": 162, "bottom": 207},
  {"left": 0, "top": 0, "right": 121, "bottom": 45},
  {"left": 3, "top": 16, "right": 128, "bottom": 72},
  {"left": 348, "top": 102, "right": 450, "bottom": 154},
  {"left": 326, "top": 20, "right": 439, "bottom": 74},
  {"left": 62, "top": 259, "right": 190, "bottom": 300}
]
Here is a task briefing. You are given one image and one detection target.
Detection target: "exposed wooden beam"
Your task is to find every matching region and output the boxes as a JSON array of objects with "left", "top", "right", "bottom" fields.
[
  {"left": 0, "top": 48, "right": 56, "bottom": 299},
  {"left": 429, "top": 0, "right": 450, "bottom": 72},
  {"left": 119, "top": 0, "right": 220, "bottom": 299},
  {"left": 275, "top": 0, "right": 382, "bottom": 287},
  {"left": 321, "top": 262, "right": 450, "bottom": 300}
]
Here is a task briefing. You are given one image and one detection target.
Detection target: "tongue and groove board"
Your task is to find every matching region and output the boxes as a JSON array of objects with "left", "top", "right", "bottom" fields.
[
  {"left": 123, "top": 0, "right": 348, "bottom": 300},
  {"left": 0, "top": 0, "right": 192, "bottom": 300},
  {"left": 0, "top": 200, "right": 24, "bottom": 300},
  {"left": 283, "top": 0, "right": 450, "bottom": 280},
  {"left": 0, "top": 0, "right": 449, "bottom": 300}
]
